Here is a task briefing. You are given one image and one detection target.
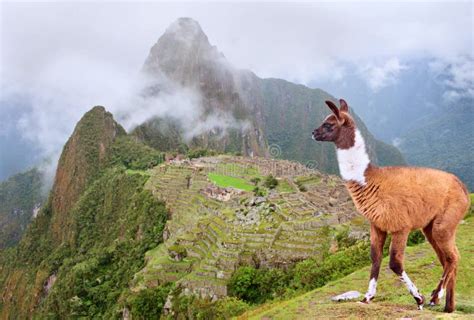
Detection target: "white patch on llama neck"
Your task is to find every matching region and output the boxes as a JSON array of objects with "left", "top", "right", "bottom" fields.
[{"left": 336, "top": 129, "right": 370, "bottom": 185}]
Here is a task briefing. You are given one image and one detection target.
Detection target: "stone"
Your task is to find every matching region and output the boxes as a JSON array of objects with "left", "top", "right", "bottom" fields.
[{"left": 331, "top": 291, "right": 361, "bottom": 302}]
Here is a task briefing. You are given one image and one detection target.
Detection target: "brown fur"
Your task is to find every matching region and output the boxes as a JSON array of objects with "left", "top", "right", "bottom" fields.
[{"left": 313, "top": 99, "right": 470, "bottom": 312}]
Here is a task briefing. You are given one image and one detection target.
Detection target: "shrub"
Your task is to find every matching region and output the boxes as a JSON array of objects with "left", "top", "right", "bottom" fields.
[
  {"left": 228, "top": 266, "right": 293, "bottom": 304},
  {"left": 292, "top": 242, "right": 370, "bottom": 290},
  {"left": 253, "top": 187, "right": 265, "bottom": 197},
  {"left": 127, "top": 283, "right": 173, "bottom": 319},
  {"left": 250, "top": 177, "right": 261, "bottom": 186},
  {"left": 407, "top": 230, "right": 426, "bottom": 246},
  {"left": 263, "top": 175, "right": 279, "bottom": 189},
  {"left": 187, "top": 148, "right": 217, "bottom": 159},
  {"left": 228, "top": 266, "right": 260, "bottom": 303}
]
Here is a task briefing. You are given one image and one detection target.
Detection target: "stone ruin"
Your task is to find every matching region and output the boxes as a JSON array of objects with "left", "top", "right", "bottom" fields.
[{"left": 201, "top": 184, "right": 242, "bottom": 202}]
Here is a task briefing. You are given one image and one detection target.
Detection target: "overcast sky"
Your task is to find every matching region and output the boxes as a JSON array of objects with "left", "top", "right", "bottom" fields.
[
  {"left": 1, "top": 1, "right": 472, "bottom": 84},
  {"left": 0, "top": 1, "right": 473, "bottom": 181}
]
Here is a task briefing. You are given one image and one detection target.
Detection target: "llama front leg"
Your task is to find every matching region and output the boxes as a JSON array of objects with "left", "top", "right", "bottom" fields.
[
  {"left": 362, "top": 224, "right": 387, "bottom": 303},
  {"left": 389, "top": 231, "right": 425, "bottom": 310}
]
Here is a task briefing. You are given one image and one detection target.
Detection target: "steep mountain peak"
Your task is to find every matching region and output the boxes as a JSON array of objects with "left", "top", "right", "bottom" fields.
[
  {"left": 143, "top": 17, "right": 227, "bottom": 80},
  {"left": 50, "top": 106, "right": 125, "bottom": 243},
  {"left": 164, "top": 17, "right": 208, "bottom": 45}
]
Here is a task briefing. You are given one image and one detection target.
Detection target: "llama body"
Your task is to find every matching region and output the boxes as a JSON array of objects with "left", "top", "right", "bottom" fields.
[
  {"left": 347, "top": 165, "right": 468, "bottom": 233},
  {"left": 313, "top": 99, "right": 470, "bottom": 312}
]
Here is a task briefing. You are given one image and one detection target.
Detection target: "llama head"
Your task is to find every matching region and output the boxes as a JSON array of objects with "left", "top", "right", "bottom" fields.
[{"left": 312, "top": 99, "right": 357, "bottom": 149}]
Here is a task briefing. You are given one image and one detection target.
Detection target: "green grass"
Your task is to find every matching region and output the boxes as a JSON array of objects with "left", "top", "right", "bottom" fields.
[
  {"left": 215, "top": 163, "right": 261, "bottom": 179},
  {"left": 208, "top": 173, "right": 254, "bottom": 192},
  {"left": 276, "top": 179, "right": 295, "bottom": 193},
  {"left": 241, "top": 215, "right": 474, "bottom": 319},
  {"left": 126, "top": 169, "right": 150, "bottom": 177}
]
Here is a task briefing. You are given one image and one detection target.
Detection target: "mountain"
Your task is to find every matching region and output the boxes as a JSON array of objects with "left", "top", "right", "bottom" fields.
[
  {"left": 133, "top": 17, "right": 405, "bottom": 172},
  {"left": 49, "top": 106, "right": 127, "bottom": 243},
  {"left": 0, "top": 168, "right": 44, "bottom": 248},
  {"left": 399, "top": 100, "right": 474, "bottom": 190},
  {"left": 135, "top": 17, "right": 268, "bottom": 158},
  {"left": 0, "top": 106, "right": 167, "bottom": 318}
]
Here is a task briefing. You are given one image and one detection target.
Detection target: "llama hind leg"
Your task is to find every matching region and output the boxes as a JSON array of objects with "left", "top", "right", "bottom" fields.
[
  {"left": 422, "top": 221, "right": 446, "bottom": 306},
  {"left": 389, "top": 231, "right": 425, "bottom": 309},
  {"left": 435, "top": 240, "right": 459, "bottom": 313},
  {"left": 361, "top": 224, "right": 387, "bottom": 303},
  {"left": 432, "top": 208, "right": 462, "bottom": 313}
]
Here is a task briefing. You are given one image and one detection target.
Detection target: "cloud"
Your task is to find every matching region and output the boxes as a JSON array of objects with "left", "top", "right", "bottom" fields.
[
  {"left": 1, "top": 52, "right": 248, "bottom": 187},
  {"left": 442, "top": 58, "right": 474, "bottom": 102},
  {"left": 358, "top": 58, "right": 408, "bottom": 92}
]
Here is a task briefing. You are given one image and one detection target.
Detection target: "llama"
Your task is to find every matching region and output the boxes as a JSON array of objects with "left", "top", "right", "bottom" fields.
[{"left": 312, "top": 99, "right": 470, "bottom": 312}]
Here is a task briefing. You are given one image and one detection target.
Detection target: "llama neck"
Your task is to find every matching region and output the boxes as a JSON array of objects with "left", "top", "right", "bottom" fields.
[{"left": 336, "top": 129, "right": 371, "bottom": 186}]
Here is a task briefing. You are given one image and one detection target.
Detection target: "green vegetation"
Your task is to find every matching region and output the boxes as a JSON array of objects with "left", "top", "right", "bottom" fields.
[
  {"left": 253, "top": 186, "right": 266, "bottom": 197},
  {"left": 228, "top": 267, "right": 293, "bottom": 304},
  {"left": 276, "top": 179, "right": 295, "bottom": 193},
  {"left": 168, "top": 289, "right": 249, "bottom": 319},
  {"left": 109, "top": 136, "right": 164, "bottom": 170},
  {"left": 187, "top": 148, "right": 218, "bottom": 159},
  {"left": 36, "top": 169, "right": 168, "bottom": 318},
  {"left": 126, "top": 283, "right": 174, "bottom": 319},
  {"left": 0, "top": 168, "right": 44, "bottom": 248},
  {"left": 208, "top": 173, "right": 254, "bottom": 191},
  {"left": 263, "top": 175, "right": 279, "bottom": 189},
  {"left": 228, "top": 242, "right": 371, "bottom": 305},
  {"left": 0, "top": 106, "right": 173, "bottom": 319}
]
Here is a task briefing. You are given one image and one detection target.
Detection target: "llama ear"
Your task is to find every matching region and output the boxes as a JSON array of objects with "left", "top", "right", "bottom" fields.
[
  {"left": 325, "top": 100, "right": 340, "bottom": 119},
  {"left": 339, "top": 99, "right": 349, "bottom": 112}
]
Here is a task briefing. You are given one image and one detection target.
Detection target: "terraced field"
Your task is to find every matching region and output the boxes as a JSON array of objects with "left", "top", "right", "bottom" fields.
[{"left": 131, "top": 156, "right": 367, "bottom": 299}]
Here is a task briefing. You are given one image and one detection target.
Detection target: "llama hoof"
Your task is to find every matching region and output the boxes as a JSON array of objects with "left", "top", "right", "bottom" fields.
[
  {"left": 429, "top": 292, "right": 440, "bottom": 305},
  {"left": 444, "top": 306, "right": 455, "bottom": 313},
  {"left": 415, "top": 295, "right": 425, "bottom": 310},
  {"left": 429, "top": 298, "right": 439, "bottom": 306},
  {"left": 359, "top": 298, "right": 371, "bottom": 304}
]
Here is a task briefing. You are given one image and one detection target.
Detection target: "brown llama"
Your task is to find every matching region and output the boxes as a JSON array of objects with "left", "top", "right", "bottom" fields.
[{"left": 312, "top": 99, "right": 470, "bottom": 312}]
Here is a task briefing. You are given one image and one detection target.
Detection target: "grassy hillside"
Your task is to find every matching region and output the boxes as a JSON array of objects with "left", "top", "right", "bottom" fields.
[{"left": 242, "top": 212, "right": 474, "bottom": 319}]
